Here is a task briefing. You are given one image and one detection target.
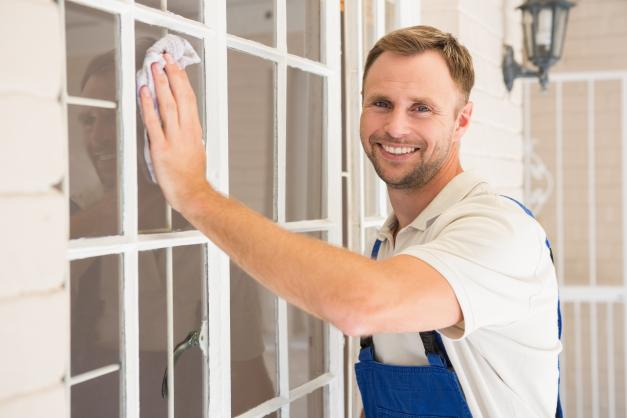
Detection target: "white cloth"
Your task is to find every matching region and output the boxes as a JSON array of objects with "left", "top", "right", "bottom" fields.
[
  {"left": 370, "top": 171, "right": 562, "bottom": 418},
  {"left": 136, "top": 34, "right": 201, "bottom": 183}
]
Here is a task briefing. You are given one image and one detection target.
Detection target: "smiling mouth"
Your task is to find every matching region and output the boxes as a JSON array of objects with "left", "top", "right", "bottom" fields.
[{"left": 379, "top": 144, "right": 420, "bottom": 156}]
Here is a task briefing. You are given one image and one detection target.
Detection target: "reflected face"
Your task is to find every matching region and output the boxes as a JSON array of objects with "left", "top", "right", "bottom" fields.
[
  {"left": 79, "top": 73, "right": 117, "bottom": 189},
  {"left": 360, "top": 50, "right": 464, "bottom": 189}
]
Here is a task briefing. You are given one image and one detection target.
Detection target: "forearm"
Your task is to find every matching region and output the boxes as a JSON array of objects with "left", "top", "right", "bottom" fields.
[{"left": 180, "top": 184, "right": 379, "bottom": 334}]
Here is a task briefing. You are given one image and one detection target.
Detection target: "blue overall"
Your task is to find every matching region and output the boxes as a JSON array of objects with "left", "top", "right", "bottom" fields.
[{"left": 355, "top": 196, "right": 563, "bottom": 418}]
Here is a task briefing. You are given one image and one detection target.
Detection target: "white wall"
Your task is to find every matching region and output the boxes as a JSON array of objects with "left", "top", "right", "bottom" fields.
[
  {"left": 421, "top": 0, "right": 525, "bottom": 199},
  {"left": 0, "top": 1, "right": 67, "bottom": 417}
]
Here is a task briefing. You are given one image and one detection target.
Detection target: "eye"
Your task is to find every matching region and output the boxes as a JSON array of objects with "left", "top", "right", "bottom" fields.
[
  {"left": 373, "top": 100, "right": 390, "bottom": 109},
  {"left": 413, "top": 104, "right": 430, "bottom": 113},
  {"left": 78, "top": 112, "right": 96, "bottom": 128}
]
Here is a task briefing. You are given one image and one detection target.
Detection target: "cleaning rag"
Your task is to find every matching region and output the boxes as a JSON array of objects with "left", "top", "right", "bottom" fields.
[{"left": 136, "top": 34, "right": 201, "bottom": 183}]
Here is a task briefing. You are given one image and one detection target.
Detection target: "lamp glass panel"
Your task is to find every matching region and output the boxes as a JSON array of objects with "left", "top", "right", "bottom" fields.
[
  {"left": 552, "top": 7, "right": 569, "bottom": 59},
  {"left": 521, "top": 9, "right": 534, "bottom": 62},
  {"left": 535, "top": 8, "right": 553, "bottom": 60}
]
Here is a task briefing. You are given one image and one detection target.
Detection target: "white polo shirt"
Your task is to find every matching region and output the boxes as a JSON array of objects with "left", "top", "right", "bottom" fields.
[{"left": 370, "top": 171, "right": 562, "bottom": 418}]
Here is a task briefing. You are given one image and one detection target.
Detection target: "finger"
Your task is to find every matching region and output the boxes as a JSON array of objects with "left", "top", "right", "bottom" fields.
[
  {"left": 162, "top": 53, "right": 200, "bottom": 128},
  {"left": 152, "top": 62, "right": 180, "bottom": 130},
  {"left": 139, "top": 86, "right": 167, "bottom": 147}
]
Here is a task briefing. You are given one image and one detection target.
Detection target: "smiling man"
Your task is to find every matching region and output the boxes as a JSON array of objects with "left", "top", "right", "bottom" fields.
[{"left": 138, "top": 26, "right": 562, "bottom": 418}]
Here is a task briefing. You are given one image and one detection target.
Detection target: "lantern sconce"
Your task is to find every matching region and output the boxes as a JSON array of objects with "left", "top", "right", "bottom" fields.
[{"left": 502, "top": 0, "right": 576, "bottom": 92}]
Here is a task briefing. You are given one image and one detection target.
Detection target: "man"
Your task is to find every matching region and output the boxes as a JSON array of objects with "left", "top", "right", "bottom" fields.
[{"left": 138, "top": 26, "right": 562, "bottom": 417}]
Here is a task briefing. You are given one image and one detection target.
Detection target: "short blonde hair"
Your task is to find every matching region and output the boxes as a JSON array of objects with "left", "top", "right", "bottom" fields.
[{"left": 363, "top": 25, "right": 475, "bottom": 102}]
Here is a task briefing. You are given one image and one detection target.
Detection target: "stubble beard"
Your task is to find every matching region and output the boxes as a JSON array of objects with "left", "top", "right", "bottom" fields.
[{"left": 366, "top": 134, "right": 453, "bottom": 190}]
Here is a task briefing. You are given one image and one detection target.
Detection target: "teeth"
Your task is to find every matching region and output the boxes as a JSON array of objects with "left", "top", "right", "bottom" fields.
[{"left": 382, "top": 144, "right": 417, "bottom": 155}]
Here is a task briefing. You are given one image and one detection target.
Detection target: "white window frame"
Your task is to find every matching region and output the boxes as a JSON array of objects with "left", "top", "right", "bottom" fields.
[{"left": 61, "top": 0, "right": 343, "bottom": 417}]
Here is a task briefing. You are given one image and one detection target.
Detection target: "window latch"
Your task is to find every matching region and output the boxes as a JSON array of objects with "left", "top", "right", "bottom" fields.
[{"left": 161, "top": 320, "right": 207, "bottom": 399}]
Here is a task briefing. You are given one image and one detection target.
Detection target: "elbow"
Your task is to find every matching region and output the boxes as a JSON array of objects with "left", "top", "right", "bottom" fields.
[{"left": 325, "top": 299, "right": 379, "bottom": 337}]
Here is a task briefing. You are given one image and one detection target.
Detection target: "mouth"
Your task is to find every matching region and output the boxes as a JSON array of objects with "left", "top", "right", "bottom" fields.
[{"left": 376, "top": 143, "right": 420, "bottom": 160}]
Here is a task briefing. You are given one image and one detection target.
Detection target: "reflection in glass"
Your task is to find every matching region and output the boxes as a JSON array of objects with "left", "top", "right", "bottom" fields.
[
  {"left": 228, "top": 49, "right": 276, "bottom": 219},
  {"left": 286, "top": 67, "right": 326, "bottom": 221},
  {"left": 230, "top": 265, "right": 278, "bottom": 414},
  {"left": 228, "top": 48, "right": 277, "bottom": 415},
  {"left": 65, "top": 3, "right": 117, "bottom": 100},
  {"left": 227, "top": 0, "right": 275, "bottom": 47},
  {"left": 290, "top": 387, "right": 324, "bottom": 418},
  {"left": 71, "top": 372, "right": 120, "bottom": 418},
  {"left": 71, "top": 255, "right": 120, "bottom": 376},
  {"left": 288, "top": 232, "right": 327, "bottom": 388},
  {"left": 68, "top": 104, "right": 120, "bottom": 239},
  {"left": 136, "top": 0, "right": 203, "bottom": 22},
  {"left": 287, "top": 0, "right": 321, "bottom": 62},
  {"left": 66, "top": 3, "right": 121, "bottom": 239},
  {"left": 138, "top": 246, "right": 205, "bottom": 418},
  {"left": 135, "top": 23, "right": 206, "bottom": 233},
  {"left": 173, "top": 245, "right": 205, "bottom": 417}
]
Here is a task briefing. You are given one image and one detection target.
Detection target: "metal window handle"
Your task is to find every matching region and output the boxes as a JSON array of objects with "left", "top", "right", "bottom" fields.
[{"left": 161, "top": 327, "right": 203, "bottom": 399}]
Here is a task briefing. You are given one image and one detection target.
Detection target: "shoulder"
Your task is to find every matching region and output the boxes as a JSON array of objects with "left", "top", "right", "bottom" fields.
[{"left": 421, "top": 192, "right": 550, "bottom": 278}]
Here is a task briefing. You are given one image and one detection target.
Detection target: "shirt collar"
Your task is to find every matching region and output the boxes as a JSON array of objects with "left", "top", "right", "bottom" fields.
[{"left": 376, "top": 171, "right": 488, "bottom": 242}]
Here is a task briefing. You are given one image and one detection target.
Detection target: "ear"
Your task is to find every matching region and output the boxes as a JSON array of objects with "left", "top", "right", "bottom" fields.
[{"left": 453, "top": 101, "right": 473, "bottom": 143}]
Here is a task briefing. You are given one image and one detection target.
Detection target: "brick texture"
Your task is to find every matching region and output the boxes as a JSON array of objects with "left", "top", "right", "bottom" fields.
[
  {"left": 0, "top": 291, "right": 67, "bottom": 401},
  {"left": 0, "top": 0, "right": 67, "bottom": 416}
]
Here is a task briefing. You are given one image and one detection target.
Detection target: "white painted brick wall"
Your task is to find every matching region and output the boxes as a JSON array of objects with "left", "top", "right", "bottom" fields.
[
  {"left": 0, "top": 0, "right": 67, "bottom": 416},
  {"left": 422, "top": 0, "right": 525, "bottom": 195}
]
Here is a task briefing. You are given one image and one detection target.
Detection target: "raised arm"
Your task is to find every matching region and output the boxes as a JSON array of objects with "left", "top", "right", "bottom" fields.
[{"left": 137, "top": 54, "right": 462, "bottom": 336}]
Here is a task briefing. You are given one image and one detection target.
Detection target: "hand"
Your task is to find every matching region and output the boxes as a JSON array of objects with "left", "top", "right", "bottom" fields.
[{"left": 138, "top": 53, "right": 210, "bottom": 213}]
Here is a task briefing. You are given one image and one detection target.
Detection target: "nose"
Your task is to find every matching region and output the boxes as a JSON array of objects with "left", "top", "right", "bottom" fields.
[{"left": 383, "top": 108, "right": 411, "bottom": 139}]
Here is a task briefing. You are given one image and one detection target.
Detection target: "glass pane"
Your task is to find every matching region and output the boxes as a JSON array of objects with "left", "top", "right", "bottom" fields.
[
  {"left": 138, "top": 248, "right": 167, "bottom": 418},
  {"left": 173, "top": 244, "right": 205, "bottom": 417},
  {"left": 135, "top": 23, "right": 206, "bottom": 233},
  {"left": 227, "top": 0, "right": 275, "bottom": 47},
  {"left": 365, "top": 227, "right": 380, "bottom": 256},
  {"left": 364, "top": 159, "right": 383, "bottom": 217},
  {"left": 71, "top": 372, "right": 120, "bottom": 418},
  {"left": 68, "top": 104, "right": 121, "bottom": 239},
  {"left": 385, "top": 0, "right": 397, "bottom": 33},
  {"left": 553, "top": 8, "right": 569, "bottom": 59},
  {"left": 231, "top": 263, "right": 278, "bottom": 414},
  {"left": 66, "top": 3, "right": 121, "bottom": 239},
  {"left": 136, "top": 0, "right": 203, "bottom": 21},
  {"left": 286, "top": 68, "right": 326, "bottom": 221},
  {"left": 65, "top": 3, "right": 117, "bottom": 101},
  {"left": 138, "top": 246, "right": 205, "bottom": 418},
  {"left": 289, "top": 233, "right": 327, "bottom": 388},
  {"left": 71, "top": 254, "right": 120, "bottom": 376},
  {"left": 228, "top": 50, "right": 276, "bottom": 219},
  {"left": 287, "top": 0, "right": 321, "bottom": 62},
  {"left": 362, "top": 0, "right": 377, "bottom": 62},
  {"left": 290, "top": 387, "right": 324, "bottom": 418}
]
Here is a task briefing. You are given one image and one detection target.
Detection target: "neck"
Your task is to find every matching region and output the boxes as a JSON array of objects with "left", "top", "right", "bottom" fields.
[{"left": 388, "top": 151, "right": 463, "bottom": 234}]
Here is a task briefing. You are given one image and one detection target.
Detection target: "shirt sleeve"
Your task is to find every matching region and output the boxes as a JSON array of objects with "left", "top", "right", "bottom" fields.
[{"left": 399, "top": 200, "right": 549, "bottom": 340}]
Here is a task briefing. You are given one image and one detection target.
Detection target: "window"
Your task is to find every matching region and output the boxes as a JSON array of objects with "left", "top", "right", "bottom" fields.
[{"left": 63, "top": 0, "right": 342, "bottom": 417}]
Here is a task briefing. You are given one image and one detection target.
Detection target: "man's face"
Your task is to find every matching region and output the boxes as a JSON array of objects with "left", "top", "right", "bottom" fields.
[
  {"left": 79, "top": 73, "right": 118, "bottom": 189},
  {"left": 360, "top": 50, "right": 467, "bottom": 189}
]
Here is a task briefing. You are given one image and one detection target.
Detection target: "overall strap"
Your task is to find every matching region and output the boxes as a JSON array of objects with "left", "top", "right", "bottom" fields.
[{"left": 502, "top": 195, "right": 563, "bottom": 418}]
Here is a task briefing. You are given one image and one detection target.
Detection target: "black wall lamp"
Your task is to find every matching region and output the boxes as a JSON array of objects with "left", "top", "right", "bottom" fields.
[{"left": 502, "top": 0, "right": 575, "bottom": 91}]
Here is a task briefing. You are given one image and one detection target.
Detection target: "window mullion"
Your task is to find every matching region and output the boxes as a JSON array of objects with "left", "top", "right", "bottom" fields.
[
  {"left": 204, "top": 0, "right": 232, "bottom": 416},
  {"left": 119, "top": 9, "right": 140, "bottom": 418}
]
